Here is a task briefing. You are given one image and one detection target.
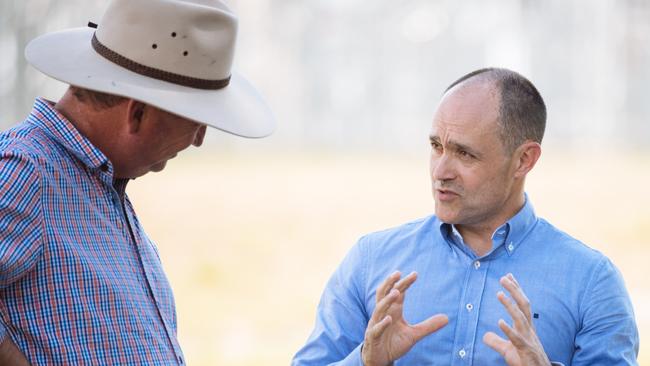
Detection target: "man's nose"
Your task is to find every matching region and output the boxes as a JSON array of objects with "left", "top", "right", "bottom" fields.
[
  {"left": 431, "top": 153, "right": 456, "bottom": 181},
  {"left": 192, "top": 125, "right": 207, "bottom": 147}
]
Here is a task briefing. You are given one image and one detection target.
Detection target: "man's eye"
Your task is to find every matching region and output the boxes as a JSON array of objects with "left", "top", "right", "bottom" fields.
[{"left": 458, "top": 150, "right": 472, "bottom": 159}]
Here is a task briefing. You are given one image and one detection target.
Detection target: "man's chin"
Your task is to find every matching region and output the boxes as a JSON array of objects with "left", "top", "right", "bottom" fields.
[
  {"left": 150, "top": 161, "right": 168, "bottom": 173},
  {"left": 437, "top": 213, "right": 459, "bottom": 224},
  {"left": 434, "top": 204, "right": 460, "bottom": 224}
]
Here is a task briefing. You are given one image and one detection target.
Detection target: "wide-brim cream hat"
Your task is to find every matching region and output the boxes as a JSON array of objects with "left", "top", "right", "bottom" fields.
[{"left": 25, "top": 0, "right": 275, "bottom": 138}]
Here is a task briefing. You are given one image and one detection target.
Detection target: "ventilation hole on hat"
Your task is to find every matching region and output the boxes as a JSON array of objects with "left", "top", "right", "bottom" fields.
[
  {"left": 152, "top": 43, "right": 158, "bottom": 49},
  {"left": 171, "top": 32, "right": 177, "bottom": 37},
  {"left": 183, "top": 51, "right": 188, "bottom": 56}
]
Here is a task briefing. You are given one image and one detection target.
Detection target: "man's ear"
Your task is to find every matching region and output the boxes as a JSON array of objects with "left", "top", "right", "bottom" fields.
[
  {"left": 513, "top": 141, "right": 542, "bottom": 179},
  {"left": 125, "top": 100, "right": 146, "bottom": 134}
]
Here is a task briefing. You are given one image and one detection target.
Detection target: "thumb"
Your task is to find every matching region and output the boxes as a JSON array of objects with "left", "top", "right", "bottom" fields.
[
  {"left": 483, "top": 331, "right": 510, "bottom": 357},
  {"left": 411, "top": 313, "right": 448, "bottom": 342}
]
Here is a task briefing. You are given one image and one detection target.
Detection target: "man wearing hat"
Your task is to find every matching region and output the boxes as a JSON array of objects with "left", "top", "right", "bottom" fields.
[{"left": 0, "top": 0, "right": 273, "bottom": 364}]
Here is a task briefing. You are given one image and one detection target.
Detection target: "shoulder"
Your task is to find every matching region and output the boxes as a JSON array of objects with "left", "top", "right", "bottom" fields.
[
  {"left": 0, "top": 121, "right": 52, "bottom": 163},
  {"left": 525, "top": 217, "right": 624, "bottom": 303},
  {"left": 357, "top": 215, "right": 439, "bottom": 259},
  {"left": 361, "top": 215, "right": 435, "bottom": 243},
  {"left": 0, "top": 123, "right": 48, "bottom": 204},
  {"left": 532, "top": 218, "right": 607, "bottom": 264}
]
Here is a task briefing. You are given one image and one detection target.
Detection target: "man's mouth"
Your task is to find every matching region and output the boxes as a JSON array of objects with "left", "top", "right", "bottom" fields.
[{"left": 436, "top": 188, "right": 460, "bottom": 201}]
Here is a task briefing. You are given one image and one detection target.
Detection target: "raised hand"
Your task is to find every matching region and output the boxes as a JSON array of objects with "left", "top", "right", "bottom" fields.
[
  {"left": 361, "top": 271, "right": 448, "bottom": 366},
  {"left": 483, "top": 273, "right": 551, "bottom": 366}
]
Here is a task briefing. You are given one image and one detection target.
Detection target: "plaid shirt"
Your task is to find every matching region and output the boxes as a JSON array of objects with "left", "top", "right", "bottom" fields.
[{"left": 0, "top": 98, "right": 184, "bottom": 365}]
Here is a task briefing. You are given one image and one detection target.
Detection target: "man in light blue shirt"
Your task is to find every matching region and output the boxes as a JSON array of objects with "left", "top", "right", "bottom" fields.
[{"left": 292, "top": 68, "right": 639, "bottom": 366}]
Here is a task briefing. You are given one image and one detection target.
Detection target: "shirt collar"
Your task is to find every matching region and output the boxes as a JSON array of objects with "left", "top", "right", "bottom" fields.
[
  {"left": 26, "top": 97, "right": 111, "bottom": 172},
  {"left": 501, "top": 193, "right": 538, "bottom": 255},
  {"left": 438, "top": 194, "right": 538, "bottom": 257}
]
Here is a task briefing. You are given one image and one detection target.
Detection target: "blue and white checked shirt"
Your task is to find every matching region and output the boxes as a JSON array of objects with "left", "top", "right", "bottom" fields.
[
  {"left": 0, "top": 98, "right": 184, "bottom": 365},
  {"left": 293, "top": 197, "right": 639, "bottom": 365}
]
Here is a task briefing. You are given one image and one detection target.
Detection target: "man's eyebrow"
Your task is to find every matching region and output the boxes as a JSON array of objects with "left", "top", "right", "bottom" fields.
[
  {"left": 449, "top": 141, "right": 478, "bottom": 154},
  {"left": 428, "top": 135, "right": 482, "bottom": 157}
]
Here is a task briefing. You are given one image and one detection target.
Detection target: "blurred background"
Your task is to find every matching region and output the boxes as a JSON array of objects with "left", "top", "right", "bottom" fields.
[{"left": 2, "top": 0, "right": 649, "bottom": 364}]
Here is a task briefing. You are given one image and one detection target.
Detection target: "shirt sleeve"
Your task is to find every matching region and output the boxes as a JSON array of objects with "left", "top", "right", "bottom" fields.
[
  {"left": 571, "top": 257, "right": 639, "bottom": 365},
  {"left": 0, "top": 152, "right": 44, "bottom": 342},
  {"left": 292, "top": 237, "right": 370, "bottom": 366}
]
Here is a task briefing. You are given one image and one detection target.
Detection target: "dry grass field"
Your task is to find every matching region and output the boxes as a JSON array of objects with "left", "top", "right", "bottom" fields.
[{"left": 127, "top": 150, "right": 650, "bottom": 366}]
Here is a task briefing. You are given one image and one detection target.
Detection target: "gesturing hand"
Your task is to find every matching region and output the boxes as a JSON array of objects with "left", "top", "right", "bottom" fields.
[
  {"left": 483, "top": 273, "right": 551, "bottom": 366},
  {"left": 361, "top": 271, "right": 448, "bottom": 366}
]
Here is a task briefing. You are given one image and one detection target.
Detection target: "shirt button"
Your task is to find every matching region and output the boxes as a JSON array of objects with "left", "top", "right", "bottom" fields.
[
  {"left": 508, "top": 243, "right": 515, "bottom": 251},
  {"left": 459, "top": 349, "right": 466, "bottom": 358},
  {"left": 466, "top": 303, "right": 473, "bottom": 311},
  {"left": 473, "top": 261, "right": 481, "bottom": 269}
]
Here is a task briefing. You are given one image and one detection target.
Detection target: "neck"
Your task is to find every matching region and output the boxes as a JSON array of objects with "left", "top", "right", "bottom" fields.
[
  {"left": 456, "top": 191, "right": 525, "bottom": 257},
  {"left": 54, "top": 90, "right": 124, "bottom": 169}
]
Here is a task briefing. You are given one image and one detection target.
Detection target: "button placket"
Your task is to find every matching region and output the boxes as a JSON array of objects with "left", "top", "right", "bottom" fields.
[
  {"left": 452, "top": 257, "right": 491, "bottom": 365},
  {"left": 121, "top": 199, "right": 180, "bottom": 361}
]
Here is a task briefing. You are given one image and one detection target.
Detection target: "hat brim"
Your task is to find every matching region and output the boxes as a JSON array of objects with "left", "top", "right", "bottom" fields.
[{"left": 25, "top": 28, "right": 275, "bottom": 138}]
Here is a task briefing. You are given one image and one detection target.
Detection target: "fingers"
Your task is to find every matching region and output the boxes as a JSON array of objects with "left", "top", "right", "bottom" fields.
[
  {"left": 500, "top": 273, "right": 532, "bottom": 322},
  {"left": 376, "top": 271, "right": 402, "bottom": 302},
  {"left": 411, "top": 313, "right": 448, "bottom": 341},
  {"left": 497, "top": 291, "right": 529, "bottom": 332},
  {"left": 393, "top": 271, "right": 418, "bottom": 294},
  {"left": 367, "top": 315, "right": 393, "bottom": 339},
  {"left": 369, "top": 271, "right": 424, "bottom": 331},
  {"left": 486, "top": 275, "right": 542, "bottom": 361},
  {"left": 371, "top": 288, "right": 400, "bottom": 324},
  {"left": 483, "top": 331, "right": 510, "bottom": 357},
  {"left": 375, "top": 270, "right": 418, "bottom": 304},
  {"left": 498, "top": 318, "right": 525, "bottom": 348},
  {"left": 370, "top": 272, "right": 417, "bottom": 322}
]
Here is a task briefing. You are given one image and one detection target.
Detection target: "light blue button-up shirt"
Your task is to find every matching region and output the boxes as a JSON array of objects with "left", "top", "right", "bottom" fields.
[{"left": 293, "top": 197, "right": 639, "bottom": 365}]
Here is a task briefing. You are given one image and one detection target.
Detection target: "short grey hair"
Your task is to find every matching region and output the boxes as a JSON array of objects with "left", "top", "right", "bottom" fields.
[
  {"left": 70, "top": 86, "right": 127, "bottom": 110},
  {"left": 445, "top": 68, "right": 547, "bottom": 153}
]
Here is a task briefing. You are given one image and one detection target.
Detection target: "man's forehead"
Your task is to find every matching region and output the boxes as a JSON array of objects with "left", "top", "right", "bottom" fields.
[
  {"left": 432, "top": 81, "right": 499, "bottom": 131},
  {"left": 441, "top": 80, "right": 498, "bottom": 110},
  {"left": 429, "top": 119, "right": 495, "bottom": 143}
]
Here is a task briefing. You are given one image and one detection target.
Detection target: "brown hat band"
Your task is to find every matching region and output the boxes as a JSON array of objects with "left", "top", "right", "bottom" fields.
[{"left": 91, "top": 33, "right": 231, "bottom": 90}]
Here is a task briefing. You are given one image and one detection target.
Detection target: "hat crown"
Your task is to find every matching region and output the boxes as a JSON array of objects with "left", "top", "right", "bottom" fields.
[{"left": 96, "top": 0, "right": 237, "bottom": 80}]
